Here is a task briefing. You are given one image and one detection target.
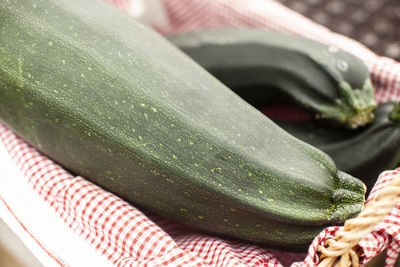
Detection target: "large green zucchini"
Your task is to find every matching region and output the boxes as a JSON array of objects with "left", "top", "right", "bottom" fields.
[
  {"left": 0, "top": 0, "right": 365, "bottom": 251},
  {"left": 276, "top": 102, "right": 400, "bottom": 193},
  {"left": 168, "top": 29, "right": 377, "bottom": 129}
]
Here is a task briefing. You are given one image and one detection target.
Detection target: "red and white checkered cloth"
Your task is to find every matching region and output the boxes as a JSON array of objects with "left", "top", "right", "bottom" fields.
[{"left": 1, "top": 0, "right": 400, "bottom": 266}]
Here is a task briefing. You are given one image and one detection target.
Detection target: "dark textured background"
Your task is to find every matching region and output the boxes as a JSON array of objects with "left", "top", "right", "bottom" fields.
[{"left": 276, "top": 0, "right": 400, "bottom": 61}]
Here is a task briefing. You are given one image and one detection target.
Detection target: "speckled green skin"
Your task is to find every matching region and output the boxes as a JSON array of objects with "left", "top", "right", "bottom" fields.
[
  {"left": 168, "top": 29, "right": 377, "bottom": 129},
  {"left": 276, "top": 102, "right": 400, "bottom": 194},
  {"left": 0, "top": 0, "right": 365, "bottom": 251}
]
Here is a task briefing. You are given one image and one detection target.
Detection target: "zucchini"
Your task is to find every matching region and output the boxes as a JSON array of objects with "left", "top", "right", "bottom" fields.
[
  {"left": 168, "top": 28, "right": 377, "bottom": 129},
  {"left": 0, "top": 0, "right": 365, "bottom": 251},
  {"left": 276, "top": 102, "right": 400, "bottom": 193}
]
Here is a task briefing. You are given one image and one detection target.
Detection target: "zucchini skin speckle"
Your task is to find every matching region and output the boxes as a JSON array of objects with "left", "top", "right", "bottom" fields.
[{"left": 0, "top": 0, "right": 365, "bottom": 251}]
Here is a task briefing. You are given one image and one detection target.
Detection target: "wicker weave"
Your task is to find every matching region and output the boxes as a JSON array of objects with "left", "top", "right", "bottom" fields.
[{"left": 317, "top": 175, "right": 400, "bottom": 266}]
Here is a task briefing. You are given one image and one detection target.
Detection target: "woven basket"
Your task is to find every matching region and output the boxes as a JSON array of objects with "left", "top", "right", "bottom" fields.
[{"left": 317, "top": 175, "right": 400, "bottom": 267}]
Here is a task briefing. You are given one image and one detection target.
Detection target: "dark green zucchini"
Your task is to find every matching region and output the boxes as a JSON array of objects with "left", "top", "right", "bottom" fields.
[
  {"left": 168, "top": 28, "right": 377, "bottom": 129},
  {"left": 0, "top": 0, "right": 365, "bottom": 251},
  {"left": 275, "top": 102, "right": 400, "bottom": 192}
]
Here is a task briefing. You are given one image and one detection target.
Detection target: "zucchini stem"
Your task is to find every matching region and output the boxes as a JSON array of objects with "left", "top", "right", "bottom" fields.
[{"left": 389, "top": 102, "right": 400, "bottom": 123}]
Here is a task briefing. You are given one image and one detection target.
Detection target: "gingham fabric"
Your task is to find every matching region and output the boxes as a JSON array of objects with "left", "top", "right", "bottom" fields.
[{"left": 1, "top": 0, "right": 400, "bottom": 266}]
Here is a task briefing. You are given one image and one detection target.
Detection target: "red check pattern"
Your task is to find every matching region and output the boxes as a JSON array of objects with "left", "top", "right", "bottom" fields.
[{"left": 2, "top": 0, "right": 400, "bottom": 266}]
